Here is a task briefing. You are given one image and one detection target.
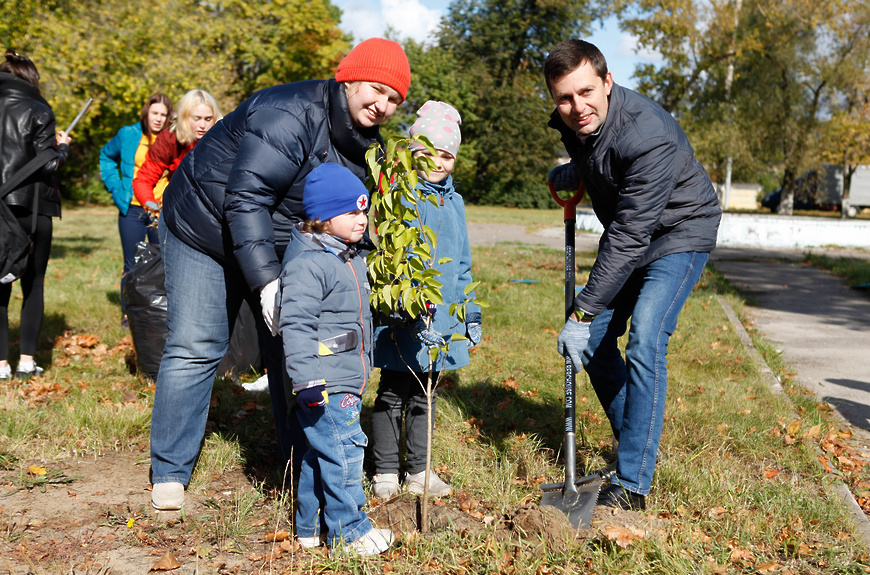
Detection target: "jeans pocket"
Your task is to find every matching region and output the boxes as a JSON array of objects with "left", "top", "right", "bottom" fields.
[{"left": 342, "top": 428, "right": 368, "bottom": 488}]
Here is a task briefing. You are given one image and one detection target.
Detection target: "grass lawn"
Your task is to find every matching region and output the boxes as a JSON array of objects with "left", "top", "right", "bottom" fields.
[{"left": 0, "top": 204, "right": 867, "bottom": 573}]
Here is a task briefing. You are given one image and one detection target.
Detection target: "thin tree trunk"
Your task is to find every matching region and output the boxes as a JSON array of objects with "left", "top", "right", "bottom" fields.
[{"left": 421, "top": 370, "right": 434, "bottom": 533}]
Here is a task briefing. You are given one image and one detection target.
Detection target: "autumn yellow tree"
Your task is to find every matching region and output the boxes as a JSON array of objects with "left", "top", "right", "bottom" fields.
[
  {"left": 2, "top": 0, "right": 348, "bottom": 200},
  {"left": 615, "top": 0, "right": 870, "bottom": 214}
]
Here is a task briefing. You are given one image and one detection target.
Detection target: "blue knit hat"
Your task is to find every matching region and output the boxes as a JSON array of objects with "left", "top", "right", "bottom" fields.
[{"left": 303, "top": 163, "right": 370, "bottom": 222}]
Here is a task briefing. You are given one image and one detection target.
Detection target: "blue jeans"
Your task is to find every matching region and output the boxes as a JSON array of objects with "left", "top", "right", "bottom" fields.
[
  {"left": 118, "top": 205, "right": 158, "bottom": 313},
  {"left": 582, "top": 252, "right": 709, "bottom": 494},
  {"left": 296, "top": 393, "right": 372, "bottom": 546},
  {"left": 150, "top": 225, "right": 252, "bottom": 484}
]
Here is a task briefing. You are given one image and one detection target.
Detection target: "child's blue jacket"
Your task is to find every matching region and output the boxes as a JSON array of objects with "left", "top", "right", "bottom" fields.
[
  {"left": 373, "top": 175, "right": 480, "bottom": 373},
  {"left": 279, "top": 224, "right": 372, "bottom": 396}
]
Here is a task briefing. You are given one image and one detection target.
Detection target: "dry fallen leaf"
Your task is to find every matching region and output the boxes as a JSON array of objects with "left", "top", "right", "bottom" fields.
[
  {"left": 730, "top": 546, "right": 755, "bottom": 565},
  {"left": 763, "top": 468, "right": 780, "bottom": 480},
  {"left": 785, "top": 419, "right": 802, "bottom": 435},
  {"left": 818, "top": 456, "right": 833, "bottom": 474},
  {"left": 26, "top": 466, "right": 46, "bottom": 476},
  {"left": 149, "top": 551, "right": 181, "bottom": 572},
  {"left": 708, "top": 506, "right": 728, "bottom": 519},
  {"left": 603, "top": 524, "right": 647, "bottom": 548},
  {"left": 265, "top": 529, "right": 290, "bottom": 542}
]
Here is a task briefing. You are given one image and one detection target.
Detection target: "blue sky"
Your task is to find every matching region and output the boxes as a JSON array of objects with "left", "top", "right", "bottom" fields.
[{"left": 331, "top": 0, "right": 661, "bottom": 90}]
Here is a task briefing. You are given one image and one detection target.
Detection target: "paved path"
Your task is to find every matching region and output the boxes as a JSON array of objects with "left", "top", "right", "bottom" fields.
[
  {"left": 710, "top": 248, "right": 870, "bottom": 433},
  {"left": 465, "top": 222, "right": 600, "bottom": 252},
  {"left": 467, "top": 223, "right": 870, "bottom": 435}
]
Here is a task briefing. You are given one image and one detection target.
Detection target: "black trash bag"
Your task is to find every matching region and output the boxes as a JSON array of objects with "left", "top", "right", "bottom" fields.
[
  {"left": 123, "top": 242, "right": 166, "bottom": 380},
  {"left": 217, "top": 299, "right": 262, "bottom": 380},
  {"left": 123, "top": 241, "right": 263, "bottom": 381}
]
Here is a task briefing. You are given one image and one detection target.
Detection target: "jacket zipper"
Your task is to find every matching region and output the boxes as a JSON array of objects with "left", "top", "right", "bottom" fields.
[{"left": 347, "top": 260, "right": 367, "bottom": 392}]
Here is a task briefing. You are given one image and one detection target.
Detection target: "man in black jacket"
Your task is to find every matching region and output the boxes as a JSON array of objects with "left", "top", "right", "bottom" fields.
[{"left": 545, "top": 39, "right": 721, "bottom": 510}]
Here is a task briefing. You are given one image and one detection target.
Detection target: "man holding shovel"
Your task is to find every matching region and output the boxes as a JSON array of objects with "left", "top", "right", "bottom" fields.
[{"left": 545, "top": 39, "right": 721, "bottom": 510}]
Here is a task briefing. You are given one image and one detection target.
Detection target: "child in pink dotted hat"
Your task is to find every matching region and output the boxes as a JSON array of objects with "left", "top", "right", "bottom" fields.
[{"left": 370, "top": 101, "right": 481, "bottom": 500}]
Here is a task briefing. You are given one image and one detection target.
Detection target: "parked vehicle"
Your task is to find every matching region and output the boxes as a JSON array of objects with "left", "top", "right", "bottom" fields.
[{"left": 762, "top": 164, "right": 870, "bottom": 216}]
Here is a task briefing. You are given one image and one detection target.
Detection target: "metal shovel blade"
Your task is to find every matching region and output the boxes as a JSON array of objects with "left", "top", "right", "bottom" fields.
[{"left": 540, "top": 477, "right": 602, "bottom": 529}]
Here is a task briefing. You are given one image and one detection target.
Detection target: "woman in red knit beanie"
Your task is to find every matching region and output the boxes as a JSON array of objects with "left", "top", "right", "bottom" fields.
[{"left": 149, "top": 37, "right": 409, "bottom": 556}]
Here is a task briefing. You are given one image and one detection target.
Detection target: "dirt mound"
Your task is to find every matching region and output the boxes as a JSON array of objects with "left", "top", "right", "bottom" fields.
[{"left": 369, "top": 490, "right": 664, "bottom": 553}]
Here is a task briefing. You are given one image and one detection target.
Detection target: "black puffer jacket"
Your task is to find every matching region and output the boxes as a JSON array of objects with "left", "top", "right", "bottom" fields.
[
  {"left": 548, "top": 83, "right": 721, "bottom": 315},
  {"left": 0, "top": 72, "right": 68, "bottom": 217},
  {"left": 162, "top": 79, "right": 381, "bottom": 292}
]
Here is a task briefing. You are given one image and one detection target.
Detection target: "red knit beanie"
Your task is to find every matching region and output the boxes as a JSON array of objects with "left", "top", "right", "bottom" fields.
[{"left": 335, "top": 38, "right": 411, "bottom": 102}]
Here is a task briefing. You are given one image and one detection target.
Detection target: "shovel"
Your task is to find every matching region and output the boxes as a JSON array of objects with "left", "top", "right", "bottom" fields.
[{"left": 540, "top": 179, "right": 600, "bottom": 529}]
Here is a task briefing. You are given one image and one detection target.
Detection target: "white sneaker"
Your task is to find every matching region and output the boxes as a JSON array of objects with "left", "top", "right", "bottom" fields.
[
  {"left": 151, "top": 482, "right": 185, "bottom": 510},
  {"left": 298, "top": 535, "right": 324, "bottom": 549},
  {"left": 347, "top": 528, "right": 394, "bottom": 556},
  {"left": 0, "top": 365, "right": 11, "bottom": 380},
  {"left": 372, "top": 473, "right": 400, "bottom": 498},
  {"left": 404, "top": 470, "right": 453, "bottom": 497}
]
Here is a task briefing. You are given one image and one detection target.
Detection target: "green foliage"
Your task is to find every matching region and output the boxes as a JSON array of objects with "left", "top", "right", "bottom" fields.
[
  {"left": 1, "top": 0, "right": 348, "bottom": 199},
  {"left": 366, "top": 134, "right": 447, "bottom": 320},
  {"left": 396, "top": 0, "right": 596, "bottom": 208}
]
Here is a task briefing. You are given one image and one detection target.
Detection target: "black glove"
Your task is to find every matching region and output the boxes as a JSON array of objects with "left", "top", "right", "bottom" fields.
[
  {"left": 548, "top": 162, "right": 581, "bottom": 192},
  {"left": 296, "top": 385, "right": 328, "bottom": 413}
]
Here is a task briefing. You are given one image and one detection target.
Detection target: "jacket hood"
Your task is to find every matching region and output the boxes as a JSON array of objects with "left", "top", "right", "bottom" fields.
[
  {"left": 417, "top": 175, "right": 455, "bottom": 199},
  {"left": 287, "top": 223, "right": 369, "bottom": 263}
]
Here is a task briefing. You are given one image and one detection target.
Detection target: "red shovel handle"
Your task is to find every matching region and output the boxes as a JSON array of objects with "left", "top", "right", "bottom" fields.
[{"left": 549, "top": 180, "right": 585, "bottom": 222}]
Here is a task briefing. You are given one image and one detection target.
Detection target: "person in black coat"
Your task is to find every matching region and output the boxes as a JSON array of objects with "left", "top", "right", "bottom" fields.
[
  {"left": 0, "top": 49, "right": 71, "bottom": 381},
  {"left": 545, "top": 39, "right": 721, "bottom": 510},
  {"left": 149, "top": 38, "right": 411, "bottom": 511}
]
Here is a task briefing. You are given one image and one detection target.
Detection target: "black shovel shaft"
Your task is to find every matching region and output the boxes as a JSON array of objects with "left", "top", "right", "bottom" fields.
[
  {"left": 547, "top": 180, "right": 586, "bottom": 497},
  {"left": 562, "top": 217, "right": 577, "bottom": 490}
]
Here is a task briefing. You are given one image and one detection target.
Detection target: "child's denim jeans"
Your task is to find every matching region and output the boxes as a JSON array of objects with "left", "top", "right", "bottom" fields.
[{"left": 295, "top": 392, "right": 372, "bottom": 546}]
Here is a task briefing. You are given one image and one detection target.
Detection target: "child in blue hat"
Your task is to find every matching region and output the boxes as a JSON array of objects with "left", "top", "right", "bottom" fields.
[{"left": 278, "top": 162, "right": 392, "bottom": 556}]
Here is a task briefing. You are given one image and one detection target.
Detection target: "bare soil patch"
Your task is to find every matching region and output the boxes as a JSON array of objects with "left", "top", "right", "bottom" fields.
[{"left": 0, "top": 451, "right": 664, "bottom": 574}]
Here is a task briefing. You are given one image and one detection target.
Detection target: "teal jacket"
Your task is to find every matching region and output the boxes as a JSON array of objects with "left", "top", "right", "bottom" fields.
[{"left": 99, "top": 122, "right": 143, "bottom": 215}]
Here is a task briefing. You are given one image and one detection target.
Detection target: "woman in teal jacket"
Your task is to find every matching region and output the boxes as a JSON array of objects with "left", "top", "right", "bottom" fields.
[{"left": 99, "top": 93, "right": 172, "bottom": 324}]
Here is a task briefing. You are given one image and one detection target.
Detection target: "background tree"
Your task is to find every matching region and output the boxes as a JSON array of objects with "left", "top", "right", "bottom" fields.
[
  {"left": 1, "top": 0, "right": 348, "bottom": 203},
  {"left": 616, "top": 0, "right": 870, "bottom": 213},
  {"left": 392, "top": 0, "right": 596, "bottom": 208}
]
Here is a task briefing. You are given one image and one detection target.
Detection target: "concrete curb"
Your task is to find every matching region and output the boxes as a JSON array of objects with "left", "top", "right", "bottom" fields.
[{"left": 716, "top": 295, "right": 870, "bottom": 550}]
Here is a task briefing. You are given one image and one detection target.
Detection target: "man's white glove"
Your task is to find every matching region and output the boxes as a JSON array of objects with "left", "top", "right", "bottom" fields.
[
  {"left": 548, "top": 162, "right": 582, "bottom": 192},
  {"left": 557, "top": 317, "right": 591, "bottom": 371},
  {"left": 259, "top": 278, "right": 280, "bottom": 336}
]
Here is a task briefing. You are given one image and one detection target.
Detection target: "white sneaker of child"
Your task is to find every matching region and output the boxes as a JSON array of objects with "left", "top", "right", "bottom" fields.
[
  {"left": 404, "top": 470, "right": 454, "bottom": 498},
  {"left": 347, "top": 528, "right": 394, "bottom": 556},
  {"left": 372, "top": 473, "right": 400, "bottom": 498},
  {"left": 298, "top": 535, "right": 324, "bottom": 549}
]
